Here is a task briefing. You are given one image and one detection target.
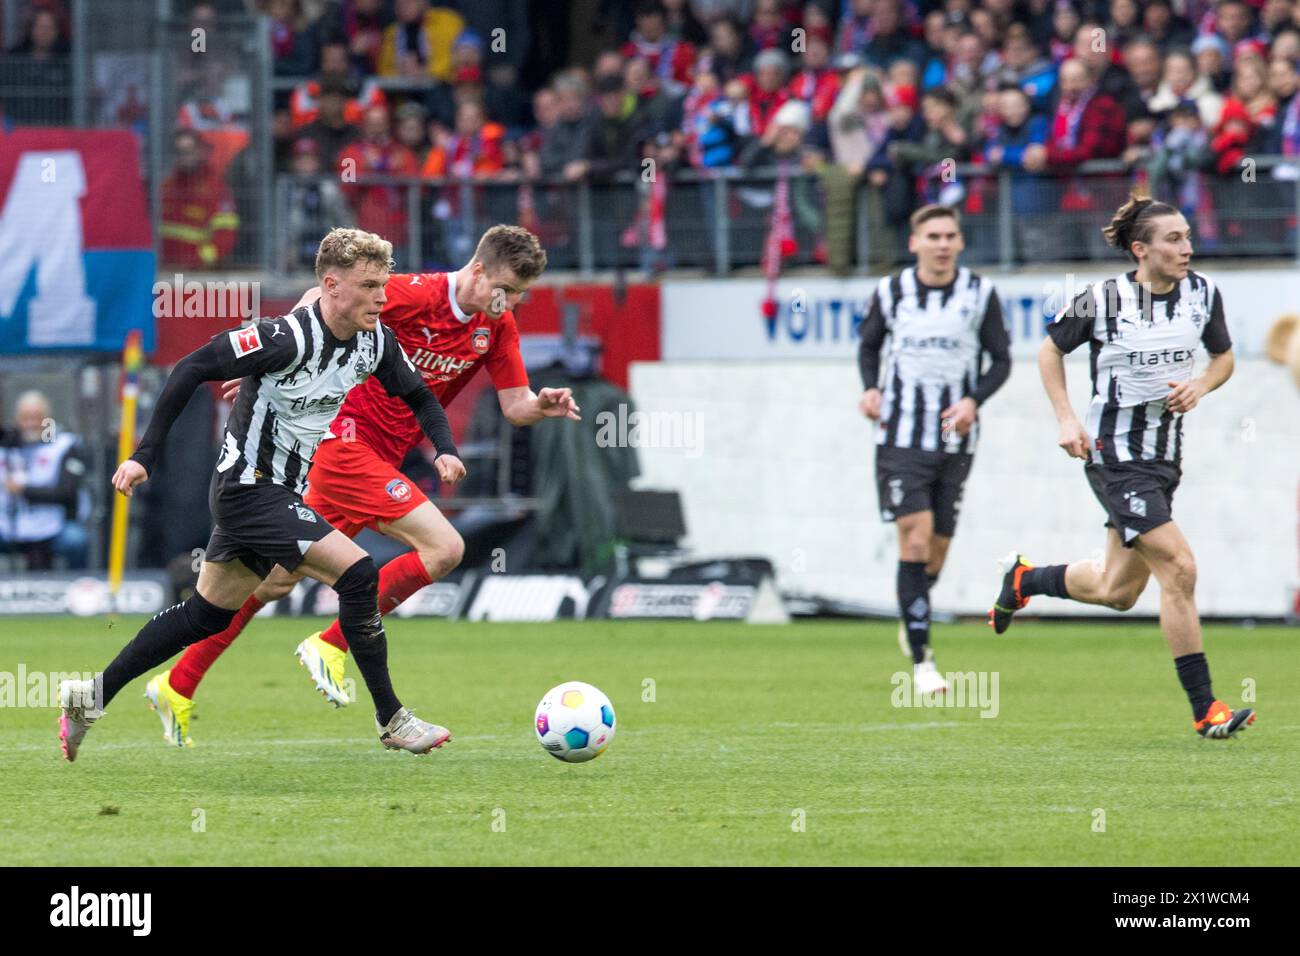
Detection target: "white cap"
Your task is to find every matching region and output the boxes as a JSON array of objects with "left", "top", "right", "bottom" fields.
[{"left": 771, "top": 99, "right": 811, "bottom": 133}]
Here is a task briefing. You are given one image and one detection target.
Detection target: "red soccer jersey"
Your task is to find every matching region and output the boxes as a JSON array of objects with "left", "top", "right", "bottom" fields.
[{"left": 334, "top": 271, "right": 529, "bottom": 466}]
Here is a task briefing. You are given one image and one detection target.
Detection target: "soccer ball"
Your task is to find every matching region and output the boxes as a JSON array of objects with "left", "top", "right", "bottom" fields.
[{"left": 535, "top": 681, "right": 616, "bottom": 762}]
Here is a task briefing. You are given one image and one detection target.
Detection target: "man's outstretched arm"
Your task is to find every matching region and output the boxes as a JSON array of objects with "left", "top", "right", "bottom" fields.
[
  {"left": 114, "top": 320, "right": 298, "bottom": 496},
  {"left": 496, "top": 386, "right": 582, "bottom": 426}
]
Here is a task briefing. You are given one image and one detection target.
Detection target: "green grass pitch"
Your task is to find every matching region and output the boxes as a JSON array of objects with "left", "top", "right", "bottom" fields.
[{"left": 1, "top": 616, "right": 1296, "bottom": 866}]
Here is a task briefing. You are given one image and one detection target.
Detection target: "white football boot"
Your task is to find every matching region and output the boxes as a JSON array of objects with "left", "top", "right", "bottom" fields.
[
  {"left": 59, "top": 678, "right": 104, "bottom": 762},
  {"left": 377, "top": 707, "right": 451, "bottom": 754},
  {"left": 913, "top": 656, "right": 949, "bottom": 696}
]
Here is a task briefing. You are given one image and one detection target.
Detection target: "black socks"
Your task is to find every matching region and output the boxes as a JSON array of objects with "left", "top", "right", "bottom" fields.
[
  {"left": 335, "top": 556, "right": 402, "bottom": 726},
  {"left": 101, "top": 592, "right": 236, "bottom": 706},
  {"left": 1175, "top": 652, "right": 1215, "bottom": 722},
  {"left": 897, "top": 560, "right": 931, "bottom": 665},
  {"left": 1020, "top": 564, "right": 1070, "bottom": 599}
]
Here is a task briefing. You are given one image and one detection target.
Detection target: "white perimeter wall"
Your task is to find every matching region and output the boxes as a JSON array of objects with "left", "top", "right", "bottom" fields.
[{"left": 629, "top": 356, "right": 1299, "bottom": 617}]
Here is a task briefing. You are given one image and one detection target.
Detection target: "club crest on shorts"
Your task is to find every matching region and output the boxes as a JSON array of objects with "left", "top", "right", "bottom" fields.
[
  {"left": 471, "top": 326, "right": 491, "bottom": 354},
  {"left": 385, "top": 478, "right": 411, "bottom": 502},
  {"left": 292, "top": 504, "right": 317, "bottom": 523},
  {"left": 889, "top": 478, "right": 904, "bottom": 507}
]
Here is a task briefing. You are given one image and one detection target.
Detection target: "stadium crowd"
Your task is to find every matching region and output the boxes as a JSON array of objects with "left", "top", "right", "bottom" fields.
[{"left": 7, "top": 0, "right": 1300, "bottom": 268}]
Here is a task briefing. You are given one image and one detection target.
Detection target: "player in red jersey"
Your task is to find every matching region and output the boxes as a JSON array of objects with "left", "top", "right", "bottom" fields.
[{"left": 142, "top": 225, "right": 581, "bottom": 746}]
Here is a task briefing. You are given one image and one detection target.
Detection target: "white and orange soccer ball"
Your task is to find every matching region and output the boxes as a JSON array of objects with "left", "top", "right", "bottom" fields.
[{"left": 534, "top": 681, "right": 616, "bottom": 763}]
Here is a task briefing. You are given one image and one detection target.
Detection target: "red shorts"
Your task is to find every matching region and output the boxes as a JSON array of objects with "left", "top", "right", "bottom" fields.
[{"left": 303, "top": 437, "right": 428, "bottom": 539}]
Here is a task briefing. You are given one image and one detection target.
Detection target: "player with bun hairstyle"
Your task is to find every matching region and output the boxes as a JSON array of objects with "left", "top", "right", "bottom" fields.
[{"left": 987, "top": 193, "right": 1256, "bottom": 739}]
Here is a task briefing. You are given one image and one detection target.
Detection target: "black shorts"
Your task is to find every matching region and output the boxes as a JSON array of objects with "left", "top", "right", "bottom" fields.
[
  {"left": 1084, "top": 459, "right": 1180, "bottom": 548},
  {"left": 874, "top": 445, "right": 973, "bottom": 538},
  {"left": 205, "top": 477, "right": 337, "bottom": 579}
]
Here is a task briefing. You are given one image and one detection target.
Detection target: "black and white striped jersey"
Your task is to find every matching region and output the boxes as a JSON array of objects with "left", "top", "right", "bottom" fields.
[
  {"left": 131, "top": 302, "right": 457, "bottom": 497},
  {"left": 858, "top": 266, "right": 1011, "bottom": 455},
  {"left": 1047, "top": 270, "right": 1231, "bottom": 466}
]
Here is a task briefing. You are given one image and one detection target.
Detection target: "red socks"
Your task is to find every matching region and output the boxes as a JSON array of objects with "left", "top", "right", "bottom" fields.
[
  {"left": 168, "top": 594, "right": 265, "bottom": 699},
  {"left": 319, "top": 551, "right": 432, "bottom": 652}
]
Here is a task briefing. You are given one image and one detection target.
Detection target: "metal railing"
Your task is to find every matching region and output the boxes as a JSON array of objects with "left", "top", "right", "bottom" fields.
[{"left": 257, "top": 156, "right": 1300, "bottom": 279}]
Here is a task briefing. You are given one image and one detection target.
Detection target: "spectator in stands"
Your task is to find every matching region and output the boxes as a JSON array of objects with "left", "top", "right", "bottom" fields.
[
  {"left": 823, "top": 62, "right": 888, "bottom": 272},
  {"left": 983, "top": 82, "right": 1051, "bottom": 257},
  {"left": 1045, "top": 1, "right": 1086, "bottom": 63},
  {"left": 540, "top": 72, "right": 595, "bottom": 181},
  {"left": 683, "top": 71, "right": 745, "bottom": 168},
  {"left": 264, "top": 0, "right": 320, "bottom": 78},
  {"left": 743, "top": 48, "right": 792, "bottom": 135},
  {"left": 0, "top": 391, "right": 88, "bottom": 571},
  {"left": 1026, "top": 57, "right": 1125, "bottom": 173},
  {"left": 1147, "top": 100, "right": 1208, "bottom": 216},
  {"left": 624, "top": 0, "right": 697, "bottom": 91},
  {"left": 1268, "top": 55, "right": 1299, "bottom": 125},
  {"left": 929, "top": 29, "right": 994, "bottom": 136},
  {"left": 1223, "top": 53, "right": 1278, "bottom": 135},
  {"left": 1149, "top": 48, "right": 1223, "bottom": 127},
  {"left": 1122, "top": 102, "right": 1159, "bottom": 167},
  {"left": 625, "top": 56, "right": 686, "bottom": 137},
  {"left": 297, "top": 77, "right": 362, "bottom": 169},
  {"left": 996, "top": 24, "right": 1057, "bottom": 116},
  {"left": 1022, "top": 55, "right": 1125, "bottom": 256},
  {"left": 1193, "top": 34, "right": 1232, "bottom": 93},
  {"left": 422, "top": 99, "right": 506, "bottom": 178},
  {"left": 272, "top": 105, "right": 296, "bottom": 172},
  {"left": 160, "top": 128, "right": 240, "bottom": 269},
  {"left": 486, "top": 62, "right": 534, "bottom": 132},
  {"left": 1072, "top": 20, "right": 1142, "bottom": 117},
  {"left": 1105, "top": 0, "right": 1144, "bottom": 49},
  {"left": 281, "top": 137, "right": 353, "bottom": 271},
  {"left": 740, "top": 98, "right": 826, "bottom": 263},
  {"left": 289, "top": 39, "right": 386, "bottom": 131},
  {"left": 456, "top": 0, "right": 530, "bottom": 70},
  {"left": 340, "top": 0, "right": 391, "bottom": 75},
  {"left": 337, "top": 104, "right": 420, "bottom": 251},
  {"left": 697, "top": 15, "right": 753, "bottom": 83},
  {"left": 378, "top": 0, "right": 465, "bottom": 82},
  {"left": 1142, "top": 0, "right": 1195, "bottom": 53},
  {"left": 1273, "top": 27, "right": 1300, "bottom": 65},
  {"left": 1123, "top": 38, "right": 1164, "bottom": 111},
  {"left": 865, "top": 82, "right": 924, "bottom": 258},
  {"left": 835, "top": 0, "right": 873, "bottom": 58},
  {"left": 888, "top": 86, "right": 971, "bottom": 206},
  {"left": 863, "top": 0, "right": 929, "bottom": 71},
  {"left": 828, "top": 64, "right": 889, "bottom": 177},
  {"left": 749, "top": 0, "right": 793, "bottom": 52},
  {"left": 787, "top": 32, "right": 839, "bottom": 127},
  {"left": 586, "top": 74, "right": 652, "bottom": 180},
  {"left": 1213, "top": 1, "right": 1259, "bottom": 48},
  {"left": 395, "top": 101, "right": 431, "bottom": 164},
  {"left": 2, "top": 4, "right": 70, "bottom": 125},
  {"left": 1261, "top": 0, "right": 1294, "bottom": 35},
  {"left": 519, "top": 87, "right": 557, "bottom": 178},
  {"left": 663, "top": 0, "right": 709, "bottom": 46}
]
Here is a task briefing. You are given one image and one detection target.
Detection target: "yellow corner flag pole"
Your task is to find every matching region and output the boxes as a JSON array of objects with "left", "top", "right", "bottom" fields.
[{"left": 108, "top": 330, "right": 143, "bottom": 596}]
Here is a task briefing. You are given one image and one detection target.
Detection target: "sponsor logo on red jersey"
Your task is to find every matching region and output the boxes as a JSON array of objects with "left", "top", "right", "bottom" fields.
[
  {"left": 472, "top": 326, "right": 491, "bottom": 354},
  {"left": 230, "top": 326, "right": 263, "bottom": 357}
]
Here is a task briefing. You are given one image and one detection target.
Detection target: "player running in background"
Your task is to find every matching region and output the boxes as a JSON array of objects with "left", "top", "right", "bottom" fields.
[
  {"left": 142, "top": 224, "right": 581, "bottom": 747},
  {"left": 989, "top": 195, "right": 1256, "bottom": 739},
  {"left": 59, "top": 228, "right": 467, "bottom": 761},
  {"left": 858, "top": 205, "right": 1011, "bottom": 695}
]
